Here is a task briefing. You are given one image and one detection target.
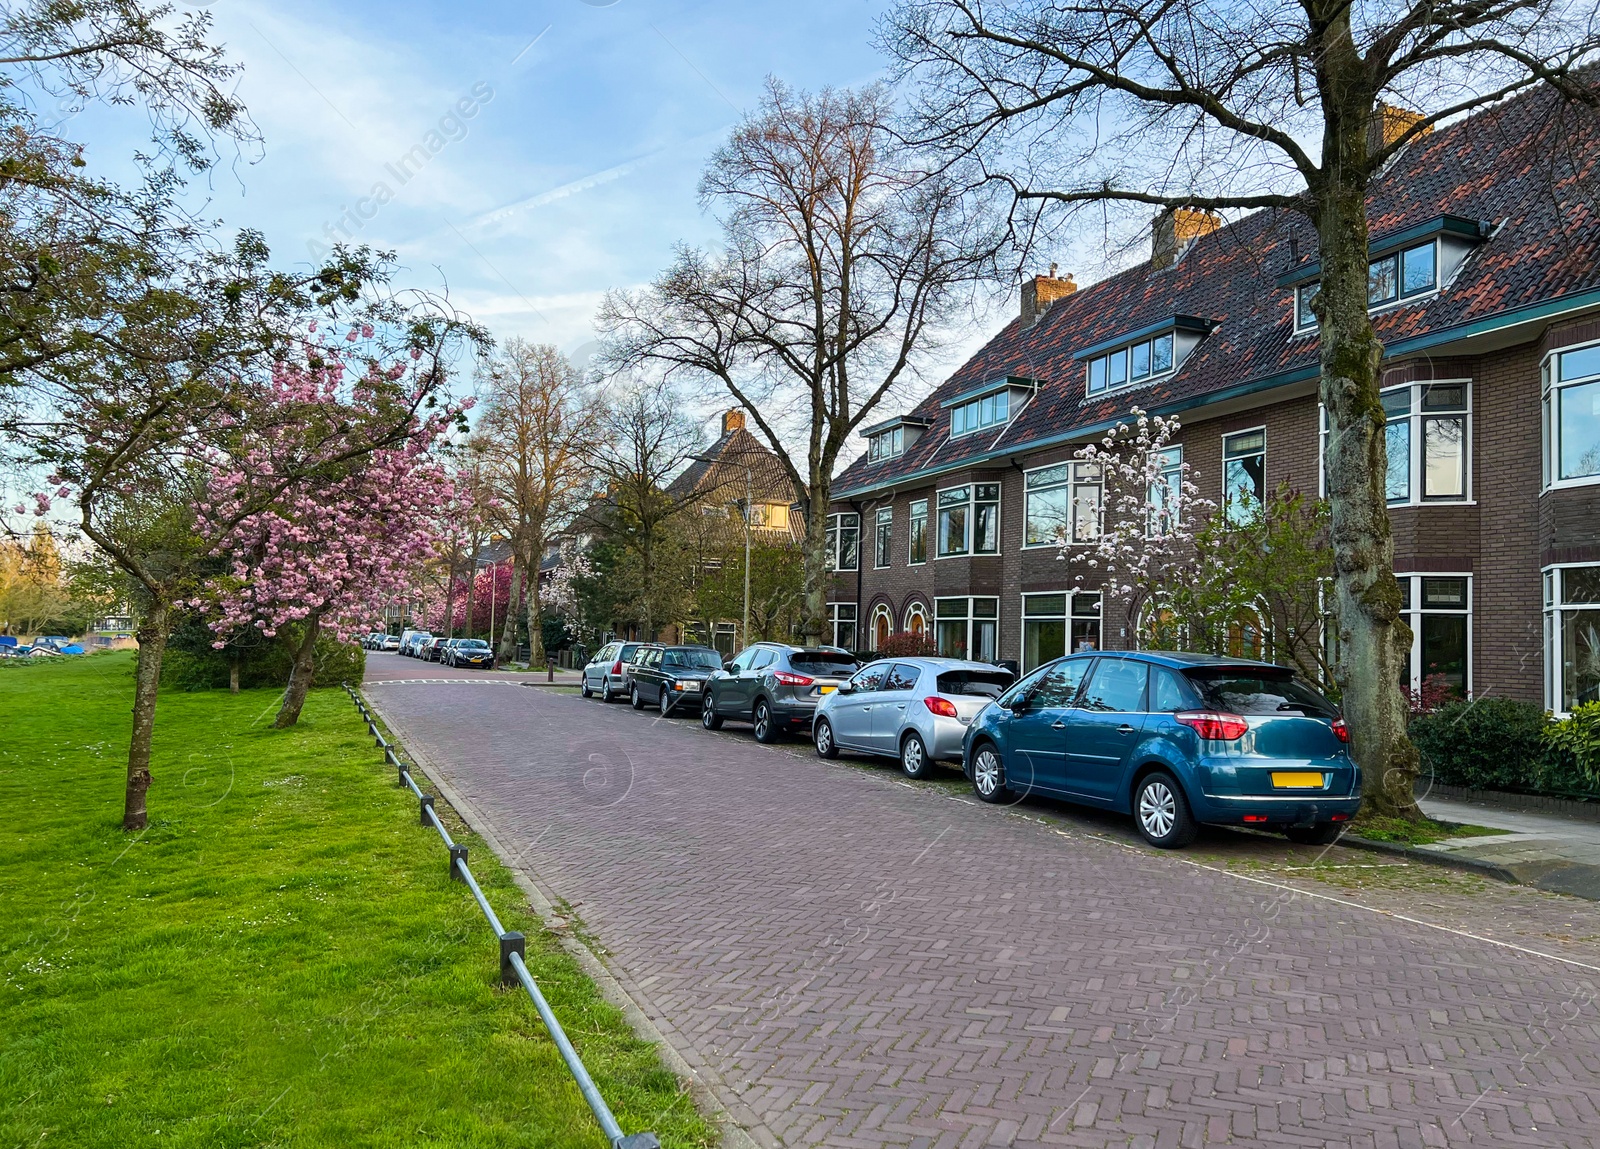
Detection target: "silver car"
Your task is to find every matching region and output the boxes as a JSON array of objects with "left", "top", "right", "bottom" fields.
[{"left": 812, "top": 657, "right": 1014, "bottom": 778}]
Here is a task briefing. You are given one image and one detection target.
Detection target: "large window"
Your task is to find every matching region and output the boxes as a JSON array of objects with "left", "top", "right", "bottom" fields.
[
  {"left": 824, "top": 512, "right": 859, "bottom": 572},
  {"left": 937, "top": 483, "right": 1000, "bottom": 557},
  {"left": 935, "top": 596, "right": 998, "bottom": 662},
  {"left": 1024, "top": 463, "right": 1101, "bottom": 546},
  {"left": 1398, "top": 574, "right": 1470, "bottom": 696},
  {"left": 904, "top": 601, "right": 929, "bottom": 639},
  {"left": 1223, "top": 429, "right": 1266, "bottom": 525},
  {"left": 1021, "top": 592, "right": 1102, "bottom": 672},
  {"left": 950, "top": 389, "right": 1009, "bottom": 437},
  {"left": 827, "top": 602, "right": 858, "bottom": 650},
  {"left": 1085, "top": 332, "right": 1175, "bottom": 397},
  {"left": 1543, "top": 343, "right": 1600, "bottom": 487},
  {"left": 908, "top": 499, "right": 928, "bottom": 565},
  {"left": 1295, "top": 240, "right": 1439, "bottom": 333},
  {"left": 868, "top": 426, "right": 905, "bottom": 463},
  {"left": 874, "top": 507, "right": 893, "bottom": 568},
  {"left": 1367, "top": 382, "right": 1471, "bottom": 504},
  {"left": 1149, "top": 446, "right": 1183, "bottom": 535},
  {"left": 1546, "top": 565, "right": 1600, "bottom": 714}
]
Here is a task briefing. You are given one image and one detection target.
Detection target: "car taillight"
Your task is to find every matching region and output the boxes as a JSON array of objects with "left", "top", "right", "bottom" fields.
[
  {"left": 773, "top": 671, "right": 813, "bottom": 687},
  {"left": 923, "top": 696, "right": 958, "bottom": 718},
  {"left": 1330, "top": 717, "right": 1350, "bottom": 743},
  {"left": 1175, "top": 711, "right": 1250, "bottom": 741},
  {"left": 611, "top": 660, "right": 622, "bottom": 674}
]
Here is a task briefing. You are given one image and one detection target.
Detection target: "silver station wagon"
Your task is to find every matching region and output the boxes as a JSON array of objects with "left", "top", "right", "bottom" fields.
[{"left": 812, "top": 657, "right": 1015, "bottom": 778}]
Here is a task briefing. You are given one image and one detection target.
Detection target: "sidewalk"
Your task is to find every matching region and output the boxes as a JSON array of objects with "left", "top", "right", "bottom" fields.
[{"left": 1410, "top": 795, "right": 1600, "bottom": 900}]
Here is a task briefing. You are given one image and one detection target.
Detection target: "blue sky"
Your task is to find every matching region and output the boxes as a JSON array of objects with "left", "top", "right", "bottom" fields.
[{"left": 115, "top": 0, "right": 902, "bottom": 368}]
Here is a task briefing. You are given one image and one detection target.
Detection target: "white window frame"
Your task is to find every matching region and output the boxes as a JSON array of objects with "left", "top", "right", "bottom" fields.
[
  {"left": 903, "top": 601, "right": 929, "bottom": 638},
  {"left": 868, "top": 425, "right": 906, "bottom": 463},
  {"left": 935, "top": 482, "right": 1002, "bottom": 559},
  {"left": 873, "top": 506, "right": 893, "bottom": 569},
  {"left": 907, "top": 498, "right": 928, "bottom": 565},
  {"left": 825, "top": 512, "right": 859, "bottom": 572},
  {"left": 1019, "top": 591, "right": 1103, "bottom": 672},
  {"left": 1319, "top": 381, "right": 1473, "bottom": 505},
  {"left": 1545, "top": 562, "right": 1600, "bottom": 716},
  {"left": 1294, "top": 239, "right": 1442, "bottom": 336},
  {"left": 933, "top": 596, "right": 1000, "bottom": 662},
  {"left": 1542, "top": 340, "right": 1600, "bottom": 491},
  {"left": 1148, "top": 445, "right": 1184, "bottom": 537},
  {"left": 827, "top": 601, "right": 858, "bottom": 650},
  {"left": 868, "top": 603, "right": 894, "bottom": 650},
  {"left": 1022, "top": 461, "right": 1102, "bottom": 549},
  {"left": 1222, "top": 426, "right": 1267, "bottom": 525},
  {"left": 949, "top": 389, "right": 1010, "bottom": 439},
  {"left": 1397, "top": 572, "right": 1472, "bottom": 696},
  {"left": 1084, "top": 331, "right": 1178, "bottom": 398}
]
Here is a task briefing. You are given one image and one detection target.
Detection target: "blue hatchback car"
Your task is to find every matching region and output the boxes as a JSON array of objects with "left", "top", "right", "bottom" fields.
[{"left": 962, "top": 651, "right": 1360, "bottom": 848}]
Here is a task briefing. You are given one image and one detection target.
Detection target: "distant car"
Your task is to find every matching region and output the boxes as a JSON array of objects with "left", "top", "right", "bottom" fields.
[
  {"left": 962, "top": 651, "right": 1359, "bottom": 849},
  {"left": 400, "top": 631, "right": 434, "bottom": 658},
  {"left": 380, "top": 634, "right": 401, "bottom": 651},
  {"left": 813, "top": 658, "right": 1014, "bottom": 779},
  {"left": 363, "top": 632, "right": 385, "bottom": 649},
  {"left": 21, "top": 645, "right": 60, "bottom": 657},
  {"left": 444, "top": 638, "right": 495, "bottom": 668},
  {"left": 425, "top": 637, "right": 450, "bottom": 662},
  {"left": 626, "top": 645, "right": 724, "bottom": 715},
  {"left": 580, "top": 641, "right": 648, "bottom": 702},
  {"left": 701, "top": 643, "right": 861, "bottom": 743}
]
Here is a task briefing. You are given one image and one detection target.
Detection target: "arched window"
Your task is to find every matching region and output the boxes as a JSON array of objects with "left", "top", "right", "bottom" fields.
[
  {"left": 904, "top": 602, "right": 929, "bottom": 639},
  {"left": 870, "top": 604, "right": 894, "bottom": 651}
]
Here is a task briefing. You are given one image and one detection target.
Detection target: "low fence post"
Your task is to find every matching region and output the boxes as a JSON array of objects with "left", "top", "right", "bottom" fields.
[
  {"left": 448, "top": 843, "right": 468, "bottom": 881},
  {"left": 420, "top": 793, "right": 435, "bottom": 827},
  {"left": 499, "top": 931, "right": 525, "bottom": 986}
]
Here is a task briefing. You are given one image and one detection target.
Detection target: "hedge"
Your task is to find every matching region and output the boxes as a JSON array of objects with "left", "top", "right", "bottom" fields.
[{"left": 1409, "top": 697, "right": 1597, "bottom": 798}]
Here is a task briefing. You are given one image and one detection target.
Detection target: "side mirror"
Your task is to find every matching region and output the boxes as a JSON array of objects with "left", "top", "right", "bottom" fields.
[
  {"left": 1008, "top": 692, "right": 1031, "bottom": 713},
  {"left": 837, "top": 682, "right": 855, "bottom": 695}
]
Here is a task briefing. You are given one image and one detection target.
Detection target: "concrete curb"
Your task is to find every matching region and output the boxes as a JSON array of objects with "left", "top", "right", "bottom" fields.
[
  {"left": 361, "top": 687, "right": 773, "bottom": 1149},
  {"left": 1337, "top": 833, "right": 1523, "bottom": 883},
  {"left": 1339, "top": 832, "right": 1600, "bottom": 901}
]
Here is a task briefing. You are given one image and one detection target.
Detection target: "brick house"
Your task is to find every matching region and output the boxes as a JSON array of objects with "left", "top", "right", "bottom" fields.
[{"left": 824, "top": 84, "right": 1600, "bottom": 715}]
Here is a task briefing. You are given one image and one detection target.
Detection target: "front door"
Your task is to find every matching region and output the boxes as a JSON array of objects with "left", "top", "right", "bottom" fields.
[
  {"left": 1004, "top": 658, "right": 1090, "bottom": 794},
  {"left": 1064, "top": 656, "right": 1150, "bottom": 802},
  {"left": 832, "top": 663, "right": 887, "bottom": 748}
]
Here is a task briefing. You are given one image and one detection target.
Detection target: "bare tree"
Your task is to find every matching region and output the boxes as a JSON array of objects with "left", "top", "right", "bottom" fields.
[
  {"left": 599, "top": 79, "right": 1001, "bottom": 642},
  {"left": 883, "top": 0, "right": 1600, "bottom": 818},
  {"left": 476, "top": 340, "right": 598, "bottom": 666}
]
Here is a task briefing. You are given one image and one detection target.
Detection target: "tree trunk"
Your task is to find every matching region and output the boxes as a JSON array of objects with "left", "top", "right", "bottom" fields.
[
  {"left": 499, "top": 564, "right": 522, "bottom": 662},
  {"left": 1314, "top": 83, "right": 1421, "bottom": 820},
  {"left": 464, "top": 566, "right": 478, "bottom": 640},
  {"left": 274, "top": 614, "right": 322, "bottom": 728},
  {"left": 229, "top": 656, "right": 240, "bottom": 694},
  {"left": 442, "top": 571, "right": 457, "bottom": 640},
  {"left": 525, "top": 569, "right": 546, "bottom": 668},
  {"left": 799, "top": 489, "right": 828, "bottom": 645},
  {"left": 124, "top": 600, "right": 170, "bottom": 831}
]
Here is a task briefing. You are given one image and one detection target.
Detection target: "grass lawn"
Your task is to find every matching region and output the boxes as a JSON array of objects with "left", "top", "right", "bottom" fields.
[
  {"left": 1350, "top": 813, "right": 1508, "bottom": 846},
  {"left": 0, "top": 652, "right": 714, "bottom": 1149}
]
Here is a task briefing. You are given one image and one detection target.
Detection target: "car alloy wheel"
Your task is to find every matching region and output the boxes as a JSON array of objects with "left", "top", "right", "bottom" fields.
[
  {"left": 900, "top": 732, "right": 932, "bottom": 780},
  {"left": 1134, "top": 771, "right": 1199, "bottom": 849},
  {"left": 631, "top": 684, "right": 645, "bottom": 710},
  {"left": 753, "top": 700, "right": 777, "bottom": 743},
  {"left": 702, "top": 697, "right": 723, "bottom": 730},
  {"left": 660, "top": 685, "right": 672, "bottom": 715},
  {"left": 973, "top": 746, "right": 1006, "bottom": 802},
  {"left": 814, "top": 718, "right": 838, "bottom": 759},
  {"left": 601, "top": 678, "right": 615, "bottom": 703},
  {"left": 581, "top": 677, "right": 593, "bottom": 698}
]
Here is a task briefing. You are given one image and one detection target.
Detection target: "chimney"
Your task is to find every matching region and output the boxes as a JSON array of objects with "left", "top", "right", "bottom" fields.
[
  {"left": 721, "top": 409, "right": 746, "bottom": 435},
  {"left": 1151, "top": 207, "right": 1222, "bottom": 270},
  {"left": 1367, "top": 101, "right": 1429, "bottom": 158},
  {"left": 1020, "top": 264, "right": 1077, "bottom": 326}
]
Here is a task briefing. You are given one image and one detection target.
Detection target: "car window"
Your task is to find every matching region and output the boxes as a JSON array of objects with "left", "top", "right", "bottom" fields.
[
  {"left": 1184, "top": 669, "right": 1338, "bottom": 717},
  {"left": 594, "top": 644, "right": 614, "bottom": 663},
  {"left": 750, "top": 648, "right": 776, "bottom": 671},
  {"left": 850, "top": 664, "right": 889, "bottom": 692},
  {"left": 728, "top": 649, "right": 753, "bottom": 672},
  {"left": 998, "top": 664, "right": 1052, "bottom": 708},
  {"left": 683, "top": 649, "right": 722, "bottom": 669},
  {"left": 1148, "top": 667, "right": 1193, "bottom": 712},
  {"left": 935, "top": 669, "right": 1013, "bottom": 698},
  {"left": 1028, "top": 659, "right": 1090, "bottom": 709},
  {"left": 1081, "top": 658, "right": 1150, "bottom": 713},
  {"left": 790, "top": 652, "right": 860, "bottom": 674},
  {"left": 882, "top": 663, "right": 922, "bottom": 691}
]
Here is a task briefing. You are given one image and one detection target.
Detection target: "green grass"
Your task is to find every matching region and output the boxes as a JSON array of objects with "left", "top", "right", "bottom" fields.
[
  {"left": 1350, "top": 814, "right": 1509, "bottom": 846},
  {"left": 0, "top": 652, "right": 715, "bottom": 1149}
]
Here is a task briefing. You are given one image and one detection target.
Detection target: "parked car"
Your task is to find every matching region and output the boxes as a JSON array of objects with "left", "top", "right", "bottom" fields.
[
  {"left": 425, "top": 637, "right": 451, "bottom": 662},
  {"left": 813, "top": 658, "right": 1014, "bottom": 778},
  {"left": 580, "top": 641, "right": 648, "bottom": 702},
  {"left": 626, "top": 645, "right": 724, "bottom": 715},
  {"left": 399, "top": 630, "right": 433, "bottom": 657},
  {"left": 363, "top": 632, "right": 387, "bottom": 649},
  {"left": 444, "top": 638, "right": 495, "bottom": 669},
  {"left": 380, "top": 634, "right": 401, "bottom": 651},
  {"left": 962, "top": 651, "right": 1358, "bottom": 849},
  {"left": 701, "top": 643, "right": 860, "bottom": 743}
]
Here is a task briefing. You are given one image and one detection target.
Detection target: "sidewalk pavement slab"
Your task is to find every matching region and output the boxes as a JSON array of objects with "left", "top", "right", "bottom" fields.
[{"left": 1399, "top": 796, "right": 1600, "bottom": 900}]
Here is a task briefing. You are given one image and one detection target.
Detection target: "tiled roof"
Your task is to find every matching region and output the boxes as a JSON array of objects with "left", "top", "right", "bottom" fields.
[
  {"left": 669, "top": 426, "right": 797, "bottom": 506},
  {"left": 834, "top": 82, "right": 1600, "bottom": 498}
]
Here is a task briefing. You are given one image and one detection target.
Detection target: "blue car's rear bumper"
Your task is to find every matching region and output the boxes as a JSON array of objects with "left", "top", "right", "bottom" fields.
[{"left": 1189, "top": 792, "right": 1362, "bottom": 825}]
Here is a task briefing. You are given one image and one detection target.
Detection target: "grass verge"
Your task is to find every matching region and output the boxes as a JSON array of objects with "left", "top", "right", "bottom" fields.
[
  {"left": 0, "top": 651, "right": 714, "bottom": 1148},
  {"left": 1350, "top": 814, "right": 1508, "bottom": 846}
]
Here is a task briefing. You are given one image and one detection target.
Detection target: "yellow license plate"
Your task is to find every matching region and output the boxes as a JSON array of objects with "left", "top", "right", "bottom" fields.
[
  {"left": 818, "top": 685, "right": 836, "bottom": 694},
  {"left": 1271, "top": 772, "right": 1325, "bottom": 789}
]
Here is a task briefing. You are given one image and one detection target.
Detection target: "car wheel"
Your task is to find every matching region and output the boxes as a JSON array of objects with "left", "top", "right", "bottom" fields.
[
  {"left": 814, "top": 718, "right": 838, "bottom": 759},
  {"left": 752, "top": 699, "right": 779, "bottom": 744},
  {"left": 900, "top": 732, "right": 933, "bottom": 780},
  {"left": 972, "top": 744, "right": 1008, "bottom": 803},
  {"left": 600, "top": 677, "right": 615, "bottom": 703},
  {"left": 630, "top": 684, "right": 646, "bottom": 710},
  {"left": 1284, "top": 823, "right": 1344, "bottom": 846},
  {"left": 1134, "top": 771, "right": 1199, "bottom": 849},
  {"left": 659, "top": 686, "right": 672, "bottom": 715},
  {"left": 701, "top": 698, "right": 724, "bottom": 730},
  {"left": 581, "top": 676, "right": 593, "bottom": 698}
]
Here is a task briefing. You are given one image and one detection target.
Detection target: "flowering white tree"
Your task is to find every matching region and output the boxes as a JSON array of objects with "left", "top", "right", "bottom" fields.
[{"left": 1055, "top": 409, "right": 1212, "bottom": 646}]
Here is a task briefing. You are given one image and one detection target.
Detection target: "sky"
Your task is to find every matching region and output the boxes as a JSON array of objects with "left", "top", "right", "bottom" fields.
[{"left": 72, "top": 0, "right": 968, "bottom": 381}]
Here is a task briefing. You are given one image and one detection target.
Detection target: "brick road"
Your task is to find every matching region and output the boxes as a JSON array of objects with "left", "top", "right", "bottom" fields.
[{"left": 362, "top": 653, "right": 1600, "bottom": 1148}]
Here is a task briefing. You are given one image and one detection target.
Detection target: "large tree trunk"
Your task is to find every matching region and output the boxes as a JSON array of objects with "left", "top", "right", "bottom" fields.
[
  {"left": 464, "top": 565, "right": 478, "bottom": 639},
  {"left": 274, "top": 613, "right": 322, "bottom": 729},
  {"left": 1315, "top": 80, "right": 1421, "bottom": 820},
  {"left": 499, "top": 563, "right": 521, "bottom": 662},
  {"left": 799, "top": 488, "right": 828, "bottom": 645},
  {"left": 124, "top": 600, "right": 170, "bottom": 831},
  {"left": 525, "top": 567, "right": 546, "bottom": 667}
]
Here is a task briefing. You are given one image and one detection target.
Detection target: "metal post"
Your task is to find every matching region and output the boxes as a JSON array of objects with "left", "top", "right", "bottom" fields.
[
  {"left": 420, "top": 793, "right": 435, "bottom": 827},
  {"left": 499, "top": 931, "right": 525, "bottom": 985},
  {"left": 448, "top": 843, "right": 468, "bottom": 880}
]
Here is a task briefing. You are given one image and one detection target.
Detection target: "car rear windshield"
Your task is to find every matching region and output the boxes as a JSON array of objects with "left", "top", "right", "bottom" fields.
[
  {"left": 935, "top": 670, "right": 1013, "bottom": 698},
  {"left": 666, "top": 649, "right": 722, "bottom": 668},
  {"left": 1184, "top": 669, "right": 1337, "bottom": 717},
  {"left": 790, "top": 652, "right": 860, "bottom": 675}
]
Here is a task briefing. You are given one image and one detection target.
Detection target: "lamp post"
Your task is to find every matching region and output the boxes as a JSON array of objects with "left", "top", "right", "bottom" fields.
[{"left": 689, "top": 454, "right": 752, "bottom": 651}]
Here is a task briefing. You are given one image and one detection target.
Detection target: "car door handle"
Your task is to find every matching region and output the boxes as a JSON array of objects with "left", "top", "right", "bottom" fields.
[
  {"left": 1050, "top": 720, "right": 1066, "bottom": 729},
  {"left": 1117, "top": 724, "right": 1135, "bottom": 735},
  {"left": 894, "top": 703, "right": 905, "bottom": 710}
]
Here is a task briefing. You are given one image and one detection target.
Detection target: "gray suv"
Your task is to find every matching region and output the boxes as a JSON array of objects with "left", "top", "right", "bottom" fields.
[{"left": 701, "top": 643, "right": 860, "bottom": 743}]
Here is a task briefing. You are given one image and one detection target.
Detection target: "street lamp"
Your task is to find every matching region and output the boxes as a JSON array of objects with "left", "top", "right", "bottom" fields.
[{"left": 689, "top": 454, "right": 752, "bottom": 652}]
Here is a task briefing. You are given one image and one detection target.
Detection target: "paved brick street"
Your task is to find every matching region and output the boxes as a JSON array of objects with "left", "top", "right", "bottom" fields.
[{"left": 363, "top": 653, "right": 1600, "bottom": 1148}]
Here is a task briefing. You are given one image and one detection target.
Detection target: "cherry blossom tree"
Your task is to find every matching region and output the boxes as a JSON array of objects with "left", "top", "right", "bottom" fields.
[{"left": 1055, "top": 409, "right": 1211, "bottom": 646}]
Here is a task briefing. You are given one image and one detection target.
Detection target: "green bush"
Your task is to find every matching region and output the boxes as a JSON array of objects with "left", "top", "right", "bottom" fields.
[
  {"left": 157, "top": 624, "right": 364, "bottom": 692},
  {"left": 1544, "top": 701, "right": 1600, "bottom": 788},
  {"left": 1410, "top": 697, "right": 1600, "bottom": 798}
]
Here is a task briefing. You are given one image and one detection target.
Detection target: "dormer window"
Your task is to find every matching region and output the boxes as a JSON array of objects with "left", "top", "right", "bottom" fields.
[
  {"left": 1075, "top": 316, "right": 1213, "bottom": 399},
  {"left": 862, "top": 415, "right": 930, "bottom": 463},
  {"left": 939, "top": 377, "right": 1035, "bottom": 439}
]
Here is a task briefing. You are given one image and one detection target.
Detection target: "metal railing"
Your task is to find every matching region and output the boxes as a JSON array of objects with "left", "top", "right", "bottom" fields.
[{"left": 342, "top": 683, "right": 660, "bottom": 1149}]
